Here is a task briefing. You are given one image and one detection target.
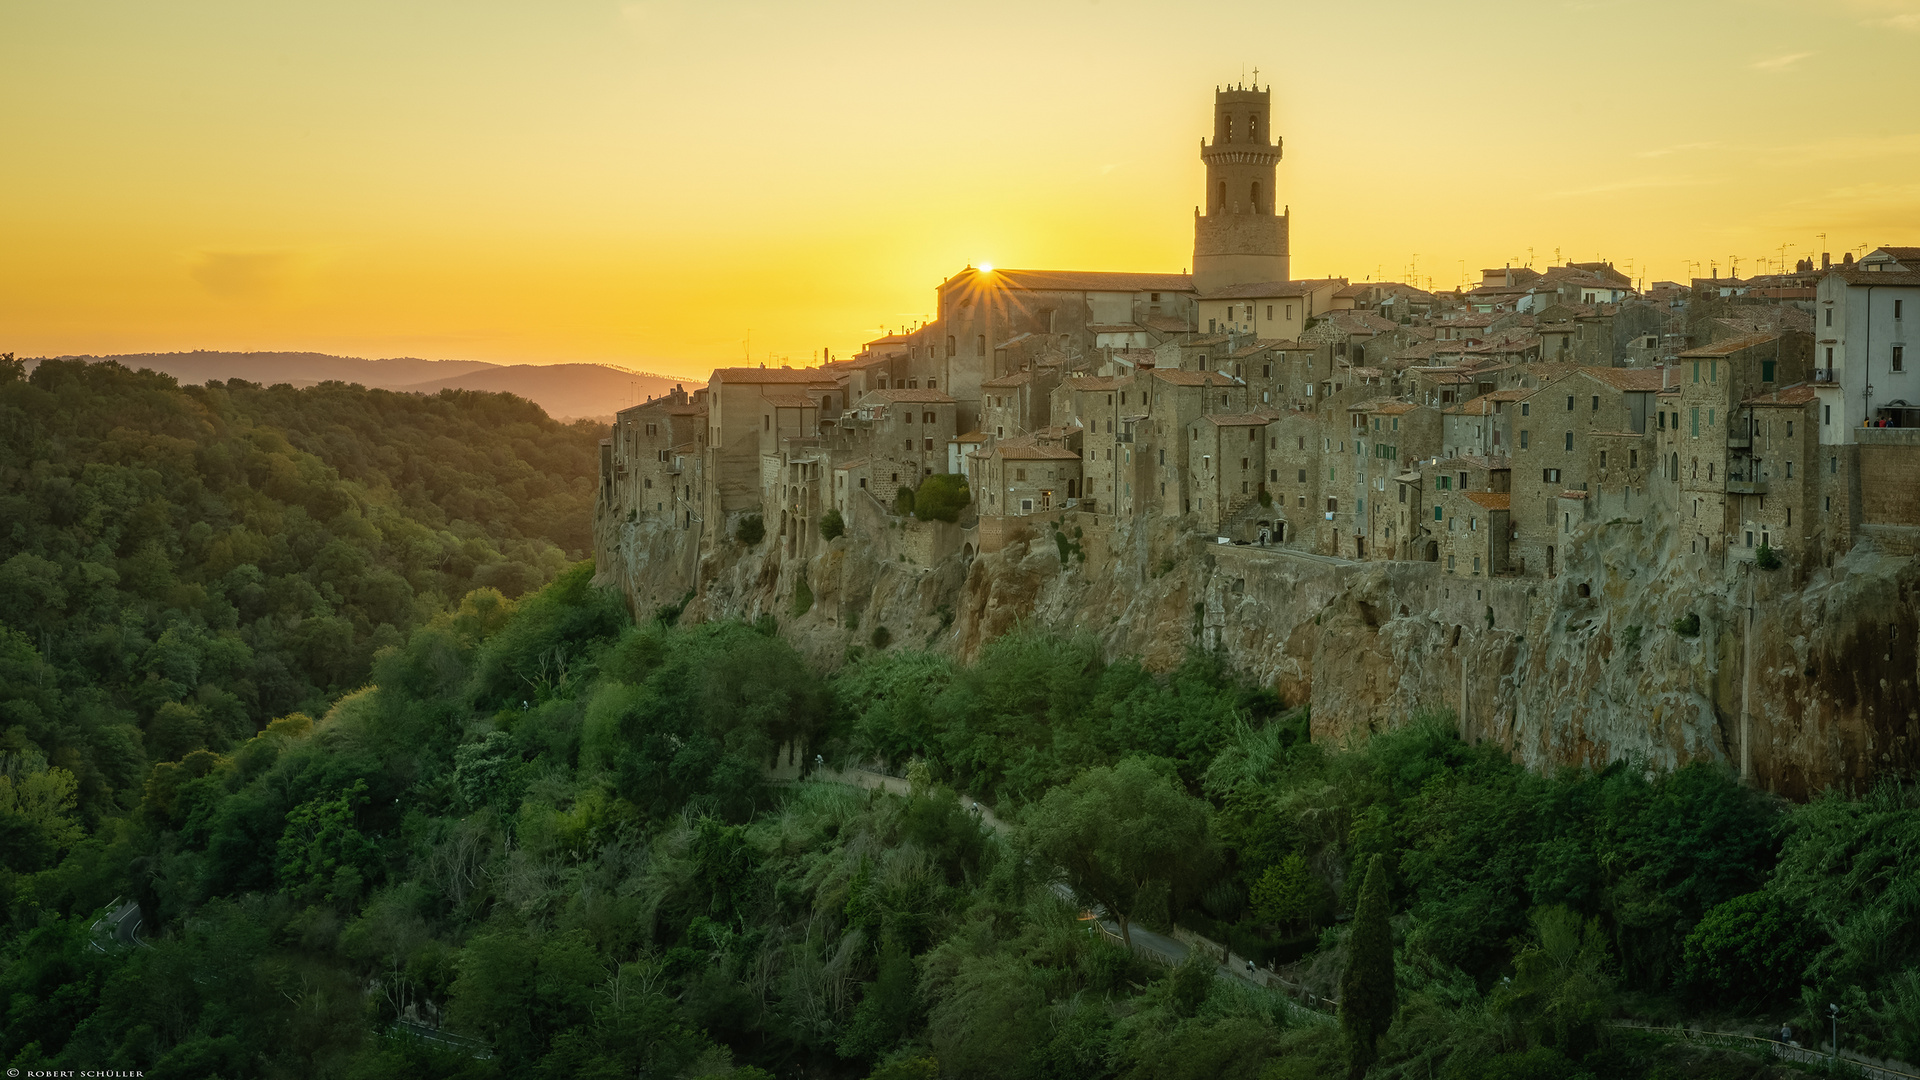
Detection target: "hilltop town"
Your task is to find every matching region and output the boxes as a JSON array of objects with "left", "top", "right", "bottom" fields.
[{"left": 593, "top": 84, "right": 1920, "bottom": 794}]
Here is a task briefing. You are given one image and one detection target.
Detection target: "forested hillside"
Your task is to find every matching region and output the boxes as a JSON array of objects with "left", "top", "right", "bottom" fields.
[
  {"left": 3, "top": 557, "right": 1917, "bottom": 1078},
  {"left": 0, "top": 354, "right": 600, "bottom": 837}
]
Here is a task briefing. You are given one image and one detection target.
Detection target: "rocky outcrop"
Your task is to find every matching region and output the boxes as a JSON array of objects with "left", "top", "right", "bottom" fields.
[{"left": 597, "top": 507, "right": 1918, "bottom": 798}]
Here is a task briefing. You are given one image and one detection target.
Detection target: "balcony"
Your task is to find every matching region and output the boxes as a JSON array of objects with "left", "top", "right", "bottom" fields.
[
  {"left": 1725, "top": 433, "right": 1751, "bottom": 450},
  {"left": 1725, "top": 477, "right": 1768, "bottom": 495},
  {"left": 1814, "top": 369, "right": 1836, "bottom": 383}
]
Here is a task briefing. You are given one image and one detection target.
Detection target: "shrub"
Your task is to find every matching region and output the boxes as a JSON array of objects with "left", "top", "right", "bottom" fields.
[
  {"left": 914, "top": 474, "right": 971, "bottom": 522},
  {"left": 870, "top": 625, "right": 892, "bottom": 650},
  {"left": 1619, "top": 625, "right": 1642, "bottom": 651},
  {"left": 819, "top": 509, "right": 846, "bottom": 541},
  {"left": 735, "top": 514, "right": 765, "bottom": 546},
  {"left": 1755, "top": 543, "right": 1781, "bottom": 570},
  {"left": 790, "top": 576, "right": 813, "bottom": 618},
  {"left": 894, "top": 486, "right": 916, "bottom": 517},
  {"left": 1682, "top": 890, "right": 1819, "bottom": 1008},
  {"left": 1672, "top": 612, "right": 1700, "bottom": 637}
]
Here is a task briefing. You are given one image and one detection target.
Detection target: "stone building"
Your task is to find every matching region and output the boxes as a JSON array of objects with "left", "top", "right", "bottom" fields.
[{"left": 1192, "top": 82, "right": 1291, "bottom": 292}]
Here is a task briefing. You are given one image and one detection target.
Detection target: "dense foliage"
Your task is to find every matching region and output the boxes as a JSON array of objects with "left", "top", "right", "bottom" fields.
[
  {"left": 2, "top": 566, "right": 1915, "bottom": 1078},
  {"left": 3, "top": 369, "right": 1918, "bottom": 1076},
  {"left": 0, "top": 355, "right": 599, "bottom": 843}
]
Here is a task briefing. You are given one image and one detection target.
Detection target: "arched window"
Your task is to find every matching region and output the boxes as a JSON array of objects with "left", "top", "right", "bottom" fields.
[
  {"left": 1223, "top": 113, "right": 1233, "bottom": 141},
  {"left": 1249, "top": 113, "right": 1259, "bottom": 140},
  {"left": 1218, "top": 181, "right": 1227, "bottom": 212},
  {"left": 1251, "top": 181, "right": 1261, "bottom": 212}
]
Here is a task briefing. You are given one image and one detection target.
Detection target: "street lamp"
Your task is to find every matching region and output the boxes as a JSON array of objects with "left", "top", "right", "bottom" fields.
[{"left": 1829, "top": 1002, "right": 1840, "bottom": 1063}]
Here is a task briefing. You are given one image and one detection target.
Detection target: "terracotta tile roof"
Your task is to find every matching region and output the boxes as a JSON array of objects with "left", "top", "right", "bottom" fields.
[
  {"left": 1087, "top": 324, "right": 1147, "bottom": 334},
  {"left": 1203, "top": 412, "right": 1279, "bottom": 426},
  {"left": 1825, "top": 269, "right": 1920, "bottom": 286},
  {"left": 1484, "top": 388, "right": 1532, "bottom": 401},
  {"left": 1066, "top": 375, "right": 1129, "bottom": 390},
  {"left": 1201, "top": 277, "right": 1346, "bottom": 299},
  {"left": 1374, "top": 401, "right": 1421, "bottom": 415},
  {"left": 980, "top": 371, "right": 1034, "bottom": 389},
  {"left": 951, "top": 267, "right": 1194, "bottom": 293},
  {"left": 1679, "top": 332, "right": 1781, "bottom": 357},
  {"left": 863, "top": 334, "right": 910, "bottom": 346},
  {"left": 1580, "top": 367, "right": 1671, "bottom": 391},
  {"left": 1230, "top": 338, "right": 1296, "bottom": 358},
  {"left": 1744, "top": 383, "right": 1818, "bottom": 406},
  {"left": 712, "top": 367, "right": 841, "bottom": 385},
  {"left": 983, "top": 438, "right": 1082, "bottom": 461},
  {"left": 762, "top": 393, "right": 820, "bottom": 408},
  {"left": 1149, "top": 369, "right": 1246, "bottom": 386},
  {"left": 833, "top": 457, "right": 869, "bottom": 469},
  {"left": 1144, "top": 315, "right": 1192, "bottom": 333},
  {"left": 949, "top": 431, "right": 985, "bottom": 443},
  {"left": 1463, "top": 491, "right": 1511, "bottom": 510},
  {"left": 860, "top": 388, "right": 957, "bottom": 404},
  {"left": 1444, "top": 395, "right": 1498, "bottom": 416}
]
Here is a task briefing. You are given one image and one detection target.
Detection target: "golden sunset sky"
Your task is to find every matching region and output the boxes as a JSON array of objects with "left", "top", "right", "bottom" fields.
[{"left": 4, "top": 0, "right": 1918, "bottom": 380}]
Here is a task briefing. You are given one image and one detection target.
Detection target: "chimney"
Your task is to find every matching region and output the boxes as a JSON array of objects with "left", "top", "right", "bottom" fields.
[
  {"left": 1843, "top": 252, "right": 1855, "bottom": 266},
  {"left": 1821, "top": 252, "right": 1831, "bottom": 270}
]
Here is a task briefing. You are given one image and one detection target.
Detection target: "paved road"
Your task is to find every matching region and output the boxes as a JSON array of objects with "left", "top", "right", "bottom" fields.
[{"left": 89, "top": 898, "right": 142, "bottom": 951}]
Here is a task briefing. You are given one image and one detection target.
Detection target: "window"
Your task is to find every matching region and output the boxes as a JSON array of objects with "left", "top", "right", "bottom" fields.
[
  {"left": 946, "top": 335, "right": 956, "bottom": 357},
  {"left": 1542, "top": 468, "right": 1561, "bottom": 483},
  {"left": 1436, "top": 475, "right": 1451, "bottom": 490},
  {"left": 1827, "top": 347, "right": 1834, "bottom": 366},
  {"left": 1711, "top": 360, "right": 1718, "bottom": 382},
  {"left": 1566, "top": 396, "right": 1575, "bottom": 411},
  {"left": 1520, "top": 430, "right": 1530, "bottom": 449},
  {"left": 1297, "top": 469, "right": 1306, "bottom": 482},
  {"left": 1825, "top": 404, "right": 1832, "bottom": 425},
  {"left": 1690, "top": 408, "right": 1700, "bottom": 437},
  {"left": 1630, "top": 449, "right": 1637, "bottom": 468},
  {"left": 1591, "top": 395, "right": 1600, "bottom": 412},
  {"left": 1826, "top": 308, "right": 1833, "bottom": 327},
  {"left": 927, "top": 378, "right": 936, "bottom": 389},
  {"left": 1160, "top": 449, "right": 1166, "bottom": 464},
  {"left": 1600, "top": 451, "right": 1608, "bottom": 469},
  {"left": 1521, "top": 402, "right": 1530, "bottom": 416},
  {"left": 1831, "top": 456, "right": 1838, "bottom": 474},
  {"left": 976, "top": 335, "right": 986, "bottom": 357},
  {"left": 1251, "top": 181, "right": 1262, "bottom": 210},
  {"left": 924, "top": 438, "right": 934, "bottom": 450},
  {"left": 1762, "top": 360, "right": 1776, "bottom": 382},
  {"left": 1435, "top": 504, "right": 1444, "bottom": 521},
  {"left": 1564, "top": 431, "right": 1574, "bottom": 451},
  {"left": 1896, "top": 346, "right": 1906, "bottom": 373},
  {"left": 1693, "top": 360, "right": 1700, "bottom": 383},
  {"left": 1786, "top": 460, "right": 1794, "bottom": 478},
  {"left": 1015, "top": 468, "right": 1026, "bottom": 481},
  {"left": 1787, "top": 421, "right": 1794, "bottom": 436},
  {"left": 1328, "top": 498, "right": 1338, "bottom": 513},
  {"left": 764, "top": 415, "right": 770, "bottom": 430},
  {"left": 1896, "top": 299, "right": 1904, "bottom": 319},
  {"left": 1266, "top": 305, "right": 1274, "bottom": 321},
  {"left": 1658, "top": 412, "right": 1666, "bottom": 430},
  {"left": 1708, "top": 408, "right": 1715, "bottom": 428},
  {"left": 1286, "top": 304, "right": 1293, "bottom": 319},
  {"left": 1399, "top": 485, "right": 1407, "bottom": 503}
]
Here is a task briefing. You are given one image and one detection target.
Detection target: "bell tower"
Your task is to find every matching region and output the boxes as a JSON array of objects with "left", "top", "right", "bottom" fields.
[{"left": 1192, "top": 82, "right": 1290, "bottom": 292}]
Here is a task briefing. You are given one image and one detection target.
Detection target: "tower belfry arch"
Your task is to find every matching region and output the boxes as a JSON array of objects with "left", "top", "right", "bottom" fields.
[{"left": 1192, "top": 82, "right": 1290, "bottom": 291}]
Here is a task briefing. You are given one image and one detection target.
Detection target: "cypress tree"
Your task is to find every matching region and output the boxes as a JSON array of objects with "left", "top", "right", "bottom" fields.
[{"left": 1339, "top": 854, "right": 1396, "bottom": 1079}]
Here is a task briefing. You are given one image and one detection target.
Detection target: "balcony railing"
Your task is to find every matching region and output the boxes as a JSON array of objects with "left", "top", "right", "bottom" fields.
[{"left": 1814, "top": 369, "right": 1835, "bottom": 383}]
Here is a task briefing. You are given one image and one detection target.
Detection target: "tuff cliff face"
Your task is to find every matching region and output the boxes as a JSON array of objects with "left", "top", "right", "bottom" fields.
[{"left": 595, "top": 509, "right": 1918, "bottom": 798}]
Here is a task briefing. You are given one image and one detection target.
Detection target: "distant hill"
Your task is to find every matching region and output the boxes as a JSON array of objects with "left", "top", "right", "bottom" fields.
[
  {"left": 395, "top": 363, "right": 699, "bottom": 422},
  {"left": 30, "top": 350, "right": 701, "bottom": 421}
]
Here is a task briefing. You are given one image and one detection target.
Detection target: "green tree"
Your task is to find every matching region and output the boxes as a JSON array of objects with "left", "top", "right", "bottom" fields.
[
  {"left": 894, "top": 485, "right": 916, "bottom": 517},
  {"left": 819, "top": 508, "right": 846, "bottom": 541},
  {"left": 276, "top": 779, "right": 379, "bottom": 905},
  {"left": 1681, "top": 889, "right": 1817, "bottom": 1008},
  {"left": 1339, "top": 854, "right": 1395, "bottom": 1079},
  {"left": 1251, "top": 852, "right": 1326, "bottom": 932},
  {"left": 1496, "top": 906, "right": 1614, "bottom": 1057},
  {"left": 913, "top": 474, "right": 970, "bottom": 522},
  {"left": 1026, "top": 758, "right": 1218, "bottom": 948},
  {"left": 735, "top": 513, "right": 765, "bottom": 545}
]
